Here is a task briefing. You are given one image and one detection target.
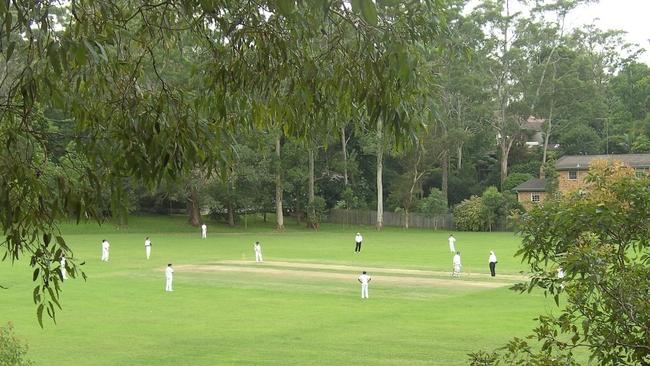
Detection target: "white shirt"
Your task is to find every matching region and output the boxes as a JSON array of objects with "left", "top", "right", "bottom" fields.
[
  {"left": 201, "top": 224, "right": 207, "bottom": 232},
  {"left": 358, "top": 274, "right": 370, "bottom": 285},
  {"left": 453, "top": 254, "right": 461, "bottom": 266},
  {"left": 489, "top": 253, "right": 497, "bottom": 263},
  {"left": 102, "top": 241, "right": 110, "bottom": 250},
  {"left": 165, "top": 266, "right": 174, "bottom": 278},
  {"left": 145, "top": 239, "right": 151, "bottom": 247},
  {"left": 254, "top": 244, "right": 262, "bottom": 253},
  {"left": 355, "top": 234, "right": 363, "bottom": 243},
  {"left": 557, "top": 267, "right": 565, "bottom": 279},
  {"left": 449, "top": 236, "right": 456, "bottom": 246},
  {"left": 60, "top": 257, "right": 66, "bottom": 267}
]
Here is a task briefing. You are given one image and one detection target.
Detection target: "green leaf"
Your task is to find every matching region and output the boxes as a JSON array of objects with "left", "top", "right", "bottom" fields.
[
  {"left": 37, "top": 303, "right": 44, "bottom": 328},
  {"left": 6, "top": 41, "right": 15, "bottom": 61},
  {"left": 275, "top": 0, "right": 295, "bottom": 16},
  {"left": 33, "top": 268, "right": 39, "bottom": 281},
  {"left": 359, "top": 0, "right": 378, "bottom": 26}
]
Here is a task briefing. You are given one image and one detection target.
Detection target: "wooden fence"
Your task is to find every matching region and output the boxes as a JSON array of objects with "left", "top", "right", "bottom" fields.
[{"left": 326, "top": 209, "right": 454, "bottom": 230}]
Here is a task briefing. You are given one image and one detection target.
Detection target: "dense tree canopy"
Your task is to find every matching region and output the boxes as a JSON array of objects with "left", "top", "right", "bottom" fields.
[
  {"left": 0, "top": 0, "right": 447, "bottom": 324},
  {"left": 2, "top": 0, "right": 649, "bottom": 327}
]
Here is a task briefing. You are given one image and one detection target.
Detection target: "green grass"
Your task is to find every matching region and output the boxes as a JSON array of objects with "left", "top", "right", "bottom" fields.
[{"left": 0, "top": 215, "right": 559, "bottom": 365}]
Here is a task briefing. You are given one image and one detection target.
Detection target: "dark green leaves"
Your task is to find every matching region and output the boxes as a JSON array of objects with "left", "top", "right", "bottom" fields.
[{"left": 351, "top": 0, "right": 378, "bottom": 26}]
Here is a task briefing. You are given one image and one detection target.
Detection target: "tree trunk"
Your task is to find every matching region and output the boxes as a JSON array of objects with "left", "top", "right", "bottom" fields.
[
  {"left": 341, "top": 126, "right": 349, "bottom": 186},
  {"left": 404, "top": 208, "right": 409, "bottom": 230},
  {"left": 441, "top": 148, "right": 449, "bottom": 204},
  {"left": 227, "top": 201, "right": 235, "bottom": 227},
  {"left": 541, "top": 103, "right": 554, "bottom": 179},
  {"left": 295, "top": 196, "right": 302, "bottom": 224},
  {"left": 457, "top": 143, "right": 463, "bottom": 170},
  {"left": 307, "top": 147, "right": 316, "bottom": 229},
  {"left": 187, "top": 187, "right": 201, "bottom": 227},
  {"left": 500, "top": 139, "right": 514, "bottom": 189},
  {"left": 376, "top": 118, "right": 384, "bottom": 231},
  {"left": 275, "top": 135, "right": 284, "bottom": 231}
]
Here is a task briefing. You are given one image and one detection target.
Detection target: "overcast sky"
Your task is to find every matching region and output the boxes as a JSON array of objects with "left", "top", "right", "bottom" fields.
[{"left": 571, "top": 0, "right": 649, "bottom": 65}]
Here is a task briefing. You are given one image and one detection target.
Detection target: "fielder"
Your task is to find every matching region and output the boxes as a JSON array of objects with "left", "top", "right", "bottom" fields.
[
  {"left": 488, "top": 251, "right": 497, "bottom": 277},
  {"left": 60, "top": 255, "right": 67, "bottom": 280},
  {"left": 101, "top": 239, "right": 110, "bottom": 262},
  {"left": 165, "top": 263, "right": 174, "bottom": 292},
  {"left": 254, "top": 241, "right": 263, "bottom": 263},
  {"left": 452, "top": 251, "right": 462, "bottom": 277},
  {"left": 201, "top": 223, "right": 207, "bottom": 239},
  {"left": 358, "top": 271, "right": 371, "bottom": 299},
  {"left": 354, "top": 232, "right": 363, "bottom": 253},
  {"left": 144, "top": 237, "right": 152, "bottom": 259},
  {"left": 448, "top": 234, "right": 456, "bottom": 253}
]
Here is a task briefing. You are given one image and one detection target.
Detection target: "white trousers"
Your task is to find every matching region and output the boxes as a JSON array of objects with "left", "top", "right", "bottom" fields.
[
  {"left": 101, "top": 250, "right": 109, "bottom": 261},
  {"left": 201, "top": 230, "right": 207, "bottom": 238},
  {"left": 361, "top": 284, "right": 369, "bottom": 299},
  {"left": 255, "top": 252, "right": 263, "bottom": 262},
  {"left": 61, "top": 268, "right": 67, "bottom": 280},
  {"left": 145, "top": 246, "right": 151, "bottom": 259},
  {"left": 165, "top": 277, "right": 173, "bottom": 291},
  {"left": 449, "top": 243, "right": 455, "bottom": 252},
  {"left": 453, "top": 265, "right": 461, "bottom": 276}
]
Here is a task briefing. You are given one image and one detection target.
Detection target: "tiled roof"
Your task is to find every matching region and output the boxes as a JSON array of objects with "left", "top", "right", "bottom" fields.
[
  {"left": 555, "top": 154, "right": 650, "bottom": 170},
  {"left": 513, "top": 178, "right": 546, "bottom": 192}
]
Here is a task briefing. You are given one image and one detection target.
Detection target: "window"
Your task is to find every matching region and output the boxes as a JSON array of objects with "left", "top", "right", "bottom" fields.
[
  {"left": 568, "top": 170, "right": 577, "bottom": 180},
  {"left": 635, "top": 169, "right": 647, "bottom": 178},
  {"left": 531, "top": 194, "right": 541, "bottom": 203}
]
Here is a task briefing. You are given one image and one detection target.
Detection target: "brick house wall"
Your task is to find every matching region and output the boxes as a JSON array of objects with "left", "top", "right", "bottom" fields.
[
  {"left": 517, "top": 191, "right": 547, "bottom": 210},
  {"left": 557, "top": 169, "right": 589, "bottom": 193}
]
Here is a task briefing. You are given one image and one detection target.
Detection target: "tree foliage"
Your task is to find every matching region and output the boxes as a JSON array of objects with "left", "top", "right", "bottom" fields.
[
  {"left": 0, "top": 0, "right": 448, "bottom": 323},
  {"left": 471, "top": 160, "right": 650, "bottom": 365},
  {"left": 0, "top": 322, "right": 32, "bottom": 366}
]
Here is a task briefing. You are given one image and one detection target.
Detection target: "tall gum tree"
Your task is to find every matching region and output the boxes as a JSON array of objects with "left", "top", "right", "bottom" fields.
[{"left": 0, "top": 0, "right": 448, "bottom": 322}]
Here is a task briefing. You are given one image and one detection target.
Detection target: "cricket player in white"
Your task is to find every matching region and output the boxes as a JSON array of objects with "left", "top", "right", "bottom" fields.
[
  {"left": 101, "top": 239, "right": 110, "bottom": 262},
  {"left": 144, "top": 237, "right": 152, "bottom": 259},
  {"left": 452, "top": 251, "right": 462, "bottom": 277},
  {"left": 201, "top": 224, "right": 207, "bottom": 238},
  {"left": 448, "top": 234, "right": 456, "bottom": 253},
  {"left": 254, "top": 241, "right": 263, "bottom": 262},
  {"left": 165, "top": 263, "right": 174, "bottom": 292},
  {"left": 354, "top": 232, "right": 363, "bottom": 253},
  {"left": 488, "top": 251, "right": 497, "bottom": 277},
  {"left": 60, "top": 255, "right": 67, "bottom": 280},
  {"left": 358, "top": 271, "right": 371, "bottom": 299}
]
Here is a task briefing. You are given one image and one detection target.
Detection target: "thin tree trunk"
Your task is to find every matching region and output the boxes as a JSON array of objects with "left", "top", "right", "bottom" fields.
[
  {"left": 541, "top": 101, "right": 554, "bottom": 178},
  {"left": 227, "top": 201, "right": 235, "bottom": 227},
  {"left": 457, "top": 144, "right": 463, "bottom": 170},
  {"left": 308, "top": 147, "right": 315, "bottom": 229},
  {"left": 500, "top": 138, "right": 514, "bottom": 188},
  {"left": 405, "top": 209, "right": 409, "bottom": 230},
  {"left": 441, "top": 148, "right": 449, "bottom": 203},
  {"left": 341, "top": 126, "right": 349, "bottom": 186},
  {"left": 376, "top": 118, "right": 384, "bottom": 231},
  {"left": 187, "top": 187, "right": 201, "bottom": 227},
  {"left": 275, "top": 135, "right": 284, "bottom": 231},
  {"left": 296, "top": 196, "right": 302, "bottom": 224}
]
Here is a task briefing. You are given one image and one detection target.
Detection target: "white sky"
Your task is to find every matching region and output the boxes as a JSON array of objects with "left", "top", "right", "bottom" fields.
[{"left": 570, "top": 0, "right": 649, "bottom": 65}]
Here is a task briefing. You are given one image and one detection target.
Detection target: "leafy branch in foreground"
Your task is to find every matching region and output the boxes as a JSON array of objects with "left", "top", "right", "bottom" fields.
[{"left": 469, "top": 160, "right": 650, "bottom": 365}]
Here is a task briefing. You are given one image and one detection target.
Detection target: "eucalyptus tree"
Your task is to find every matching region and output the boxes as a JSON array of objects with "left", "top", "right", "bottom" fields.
[{"left": 0, "top": 0, "right": 449, "bottom": 322}]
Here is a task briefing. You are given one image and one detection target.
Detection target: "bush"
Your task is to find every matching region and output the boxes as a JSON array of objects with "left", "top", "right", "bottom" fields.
[
  {"left": 0, "top": 322, "right": 32, "bottom": 366},
  {"left": 502, "top": 173, "right": 533, "bottom": 192},
  {"left": 453, "top": 195, "right": 486, "bottom": 231},
  {"left": 417, "top": 188, "right": 448, "bottom": 216}
]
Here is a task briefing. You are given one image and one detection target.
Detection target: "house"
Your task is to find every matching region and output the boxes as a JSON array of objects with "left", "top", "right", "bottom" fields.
[
  {"left": 555, "top": 154, "right": 650, "bottom": 192},
  {"left": 513, "top": 153, "right": 650, "bottom": 207},
  {"left": 512, "top": 178, "right": 547, "bottom": 209}
]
